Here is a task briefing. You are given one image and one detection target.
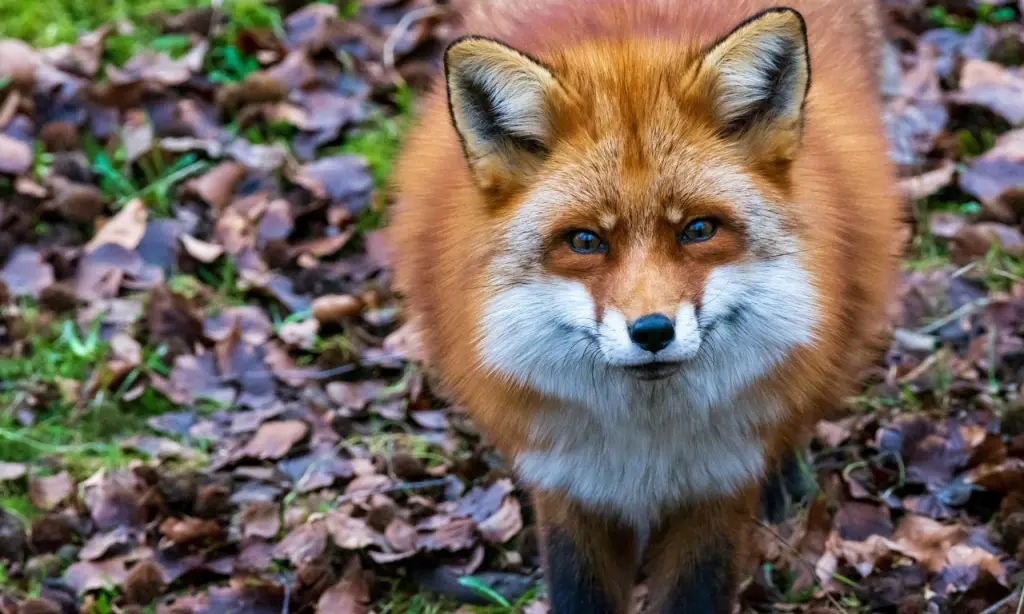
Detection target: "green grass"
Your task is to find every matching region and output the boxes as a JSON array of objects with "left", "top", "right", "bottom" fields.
[
  {"left": 0, "top": 307, "right": 177, "bottom": 476},
  {"left": 0, "top": 0, "right": 208, "bottom": 48}
]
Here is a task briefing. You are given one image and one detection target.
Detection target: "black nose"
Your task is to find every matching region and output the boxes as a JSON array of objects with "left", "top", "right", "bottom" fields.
[{"left": 629, "top": 313, "right": 675, "bottom": 353}]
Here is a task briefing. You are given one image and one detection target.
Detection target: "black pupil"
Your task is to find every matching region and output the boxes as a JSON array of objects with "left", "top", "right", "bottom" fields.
[
  {"left": 686, "top": 220, "right": 712, "bottom": 239},
  {"left": 572, "top": 232, "right": 599, "bottom": 251}
]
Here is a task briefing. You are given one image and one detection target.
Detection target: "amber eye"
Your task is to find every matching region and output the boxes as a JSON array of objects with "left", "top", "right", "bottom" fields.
[
  {"left": 566, "top": 230, "right": 607, "bottom": 254},
  {"left": 679, "top": 218, "right": 718, "bottom": 243}
]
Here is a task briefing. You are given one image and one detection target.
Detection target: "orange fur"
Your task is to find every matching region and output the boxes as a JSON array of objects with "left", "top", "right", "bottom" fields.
[{"left": 390, "top": 0, "right": 901, "bottom": 610}]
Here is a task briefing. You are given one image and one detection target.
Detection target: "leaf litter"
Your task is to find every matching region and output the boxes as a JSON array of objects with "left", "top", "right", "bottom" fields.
[{"left": 2, "top": 0, "right": 1024, "bottom": 613}]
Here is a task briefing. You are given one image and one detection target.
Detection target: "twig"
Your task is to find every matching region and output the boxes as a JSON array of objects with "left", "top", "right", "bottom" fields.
[
  {"left": 382, "top": 6, "right": 447, "bottom": 72},
  {"left": 915, "top": 297, "right": 990, "bottom": 335},
  {"left": 280, "top": 574, "right": 291, "bottom": 614},
  {"left": 333, "top": 477, "right": 452, "bottom": 505},
  {"left": 754, "top": 518, "right": 854, "bottom": 614},
  {"left": 979, "top": 588, "right": 1021, "bottom": 614}
]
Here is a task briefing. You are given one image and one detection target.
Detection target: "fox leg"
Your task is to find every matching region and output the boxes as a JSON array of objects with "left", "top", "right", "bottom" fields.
[
  {"left": 642, "top": 489, "right": 758, "bottom": 614},
  {"left": 533, "top": 491, "right": 640, "bottom": 614},
  {"left": 759, "top": 447, "right": 814, "bottom": 523}
]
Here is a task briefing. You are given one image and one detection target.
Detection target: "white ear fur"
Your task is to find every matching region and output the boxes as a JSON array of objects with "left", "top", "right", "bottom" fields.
[
  {"left": 701, "top": 8, "right": 810, "bottom": 137},
  {"left": 444, "top": 36, "right": 560, "bottom": 186}
]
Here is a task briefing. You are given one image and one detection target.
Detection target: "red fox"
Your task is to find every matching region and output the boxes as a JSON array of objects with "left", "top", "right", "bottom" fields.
[{"left": 390, "top": 0, "right": 901, "bottom": 611}]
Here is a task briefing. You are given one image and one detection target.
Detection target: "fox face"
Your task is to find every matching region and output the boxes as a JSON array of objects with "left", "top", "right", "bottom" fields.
[{"left": 446, "top": 9, "right": 824, "bottom": 420}]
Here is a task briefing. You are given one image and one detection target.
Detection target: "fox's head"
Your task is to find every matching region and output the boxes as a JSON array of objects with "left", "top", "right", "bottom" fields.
[{"left": 444, "top": 8, "right": 824, "bottom": 414}]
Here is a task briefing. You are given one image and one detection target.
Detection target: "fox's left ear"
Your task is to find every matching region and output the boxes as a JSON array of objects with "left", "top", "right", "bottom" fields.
[
  {"left": 444, "top": 36, "right": 565, "bottom": 193},
  {"left": 699, "top": 8, "right": 810, "bottom": 160}
]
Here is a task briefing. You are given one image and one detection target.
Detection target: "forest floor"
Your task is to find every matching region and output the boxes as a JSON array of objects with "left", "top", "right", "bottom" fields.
[{"left": 1, "top": 0, "right": 1024, "bottom": 612}]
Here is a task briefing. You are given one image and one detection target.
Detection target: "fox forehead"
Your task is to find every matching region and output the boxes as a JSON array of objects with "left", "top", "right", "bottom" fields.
[{"left": 500, "top": 134, "right": 795, "bottom": 259}]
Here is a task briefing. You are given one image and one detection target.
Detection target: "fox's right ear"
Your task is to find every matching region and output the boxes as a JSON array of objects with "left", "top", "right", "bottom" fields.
[{"left": 444, "top": 36, "right": 563, "bottom": 192}]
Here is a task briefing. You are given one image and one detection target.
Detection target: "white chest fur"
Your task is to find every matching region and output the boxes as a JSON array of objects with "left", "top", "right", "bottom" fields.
[{"left": 514, "top": 393, "right": 775, "bottom": 527}]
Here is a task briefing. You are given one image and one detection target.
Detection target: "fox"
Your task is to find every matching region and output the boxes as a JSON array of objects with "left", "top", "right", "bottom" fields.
[{"left": 389, "top": 0, "right": 901, "bottom": 611}]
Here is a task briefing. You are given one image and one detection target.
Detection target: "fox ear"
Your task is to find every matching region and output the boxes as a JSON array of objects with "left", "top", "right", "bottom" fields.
[
  {"left": 699, "top": 8, "right": 810, "bottom": 159},
  {"left": 444, "top": 36, "right": 561, "bottom": 191}
]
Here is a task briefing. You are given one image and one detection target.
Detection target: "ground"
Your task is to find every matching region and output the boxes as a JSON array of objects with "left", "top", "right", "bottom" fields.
[{"left": 0, "top": 0, "right": 1022, "bottom": 613}]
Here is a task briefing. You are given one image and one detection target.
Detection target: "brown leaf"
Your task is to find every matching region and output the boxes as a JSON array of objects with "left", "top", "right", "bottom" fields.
[
  {"left": 316, "top": 557, "right": 370, "bottom": 614},
  {"left": 0, "top": 133, "right": 32, "bottom": 175},
  {"left": 952, "top": 60, "right": 1024, "bottom": 123},
  {"left": 889, "top": 515, "right": 970, "bottom": 573},
  {"left": 477, "top": 498, "right": 523, "bottom": 544},
  {"left": 183, "top": 161, "right": 246, "bottom": 210},
  {"left": 285, "top": 4, "right": 340, "bottom": 52},
  {"left": 959, "top": 129, "right": 1024, "bottom": 216},
  {"left": 326, "top": 512, "right": 379, "bottom": 550},
  {"left": 419, "top": 518, "right": 476, "bottom": 552},
  {"left": 951, "top": 222, "right": 1024, "bottom": 265},
  {"left": 48, "top": 177, "right": 106, "bottom": 222},
  {"left": 108, "top": 49, "right": 197, "bottom": 87},
  {"left": 29, "top": 472, "right": 74, "bottom": 511},
  {"left": 901, "top": 160, "right": 956, "bottom": 202},
  {"left": 121, "top": 109, "right": 153, "bottom": 164},
  {"left": 205, "top": 306, "right": 273, "bottom": 345},
  {"left": 240, "top": 502, "right": 281, "bottom": 540},
  {"left": 835, "top": 501, "right": 894, "bottom": 542},
  {"left": 257, "top": 198, "right": 293, "bottom": 242},
  {"left": 0, "top": 39, "right": 40, "bottom": 90},
  {"left": 83, "top": 471, "right": 147, "bottom": 531},
  {"left": 159, "top": 516, "right": 225, "bottom": 547},
  {"left": 274, "top": 521, "right": 328, "bottom": 567},
  {"left": 79, "top": 526, "right": 134, "bottom": 560},
  {"left": 86, "top": 199, "right": 148, "bottom": 252},
  {"left": 1, "top": 246, "right": 54, "bottom": 298},
  {"left": 289, "top": 155, "right": 373, "bottom": 213},
  {"left": 216, "top": 71, "right": 289, "bottom": 109},
  {"left": 63, "top": 558, "right": 129, "bottom": 594},
  {"left": 42, "top": 27, "right": 108, "bottom": 77},
  {"left": 242, "top": 420, "right": 309, "bottom": 460},
  {"left": 123, "top": 559, "right": 166, "bottom": 606},
  {"left": 266, "top": 49, "right": 316, "bottom": 90},
  {"left": 385, "top": 518, "right": 419, "bottom": 553}
]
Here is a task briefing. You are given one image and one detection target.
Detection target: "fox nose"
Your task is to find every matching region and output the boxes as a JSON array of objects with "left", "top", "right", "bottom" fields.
[{"left": 629, "top": 313, "right": 675, "bottom": 353}]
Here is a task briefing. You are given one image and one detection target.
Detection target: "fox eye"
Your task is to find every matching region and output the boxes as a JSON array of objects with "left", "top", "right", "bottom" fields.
[
  {"left": 566, "top": 230, "right": 607, "bottom": 254},
  {"left": 679, "top": 218, "right": 718, "bottom": 243}
]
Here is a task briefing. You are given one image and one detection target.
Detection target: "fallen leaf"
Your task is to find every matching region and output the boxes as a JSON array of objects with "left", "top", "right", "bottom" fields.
[
  {"left": 29, "top": 472, "right": 74, "bottom": 511},
  {"left": 159, "top": 516, "right": 224, "bottom": 547},
  {"left": 326, "top": 512, "right": 379, "bottom": 550},
  {"left": 242, "top": 420, "right": 309, "bottom": 460},
  {"left": 64, "top": 558, "right": 129, "bottom": 594},
  {"left": 316, "top": 557, "right": 370, "bottom": 614},
  {"left": 0, "top": 133, "right": 32, "bottom": 175},
  {"left": 274, "top": 521, "right": 328, "bottom": 567},
  {"left": 959, "top": 129, "right": 1024, "bottom": 217},
  {"left": 477, "top": 498, "right": 523, "bottom": 544},
  {"left": 1, "top": 246, "right": 54, "bottom": 298},
  {"left": 183, "top": 161, "right": 246, "bottom": 211},
  {"left": 86, "top": 199, "right": 148, "bottom": 252},
  {"left": 952, "top": 60, "right": 1024, "bottom": 123},
  {"left": 240, "top": 502, "right": 281, "bottom": 540}
]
